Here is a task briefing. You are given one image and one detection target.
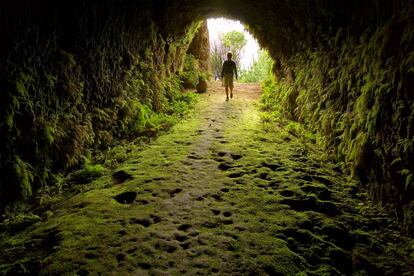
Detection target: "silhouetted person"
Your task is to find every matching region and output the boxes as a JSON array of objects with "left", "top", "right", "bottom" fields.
[{"left": 221, "top": 52, "right": 238, "bottom": 101}]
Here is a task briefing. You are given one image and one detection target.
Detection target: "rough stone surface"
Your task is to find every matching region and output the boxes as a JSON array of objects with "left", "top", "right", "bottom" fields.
[
  {"left": 1, "top": 83, "right": 413, "bottom": 275},
  {"left": 196, "top": 80, "right": 208, "bottom": 93},
  {"left": 188, "top": 20, "right": 211, "bottom": 75}
]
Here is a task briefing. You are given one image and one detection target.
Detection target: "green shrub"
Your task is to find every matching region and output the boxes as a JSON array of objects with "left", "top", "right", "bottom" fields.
[
  {"left": 70, "top": 161, "right": 106, "bottom": 184},
  {"left": 240, "top": 50, "right": 273, "bottom": 83},
  {"left": 180, "top": 54, "right": 203, "bottom": 89}
]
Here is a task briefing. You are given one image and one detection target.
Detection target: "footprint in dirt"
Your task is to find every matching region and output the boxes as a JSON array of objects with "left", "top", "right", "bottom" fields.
[
  {"left": 215, "top": 151, "right": 242, "bottom": 161},
  {"left": 227, "top": 171, "right": 244, "bottom": 178},
  {"left": 260, "top": 161, "right": 282, "bottom": 171},
  {"left": 221, "top": 219, "right": 234, "bottom": 225},
  {"left": 130, "top": 218, "right": 151, "bottom": 227},
  {"left": 174, "top": 232, "right": 189, "bottom": 243},
  {"left": 218, "top": 163, "right": 232, "bottom": 171},
  {"left": 202, "top": 221, "right": 219, "bottom": 228},
  {"left": 112, "top": 170, "right": 133, "bottom": 184},
  {"left": 212, "top": 209, "right": 221, "bottom": 215},
  {"left": 212, "top": 194, "right": 223, "bottom": 201},
  {"left": 279, "top": 190, "right": 296, "bottom": 197},
  {"left": 280, "top": 196, "right": 341, "bottom": 216},
  {"left": 196, "top": 196, "right": 205, "bottom": 201},
  {"left": 178, "top": 224, "right": 192, "bottom": 232},
  {"left": 230, "top": 153, "right": 243, "bottom": 160},
  {"left": 221, "top": 188, "right": 230, "bottom": 193},
  {"left": 114, "top": 191, "right": 137, "bottom": 204},
  {"left": 166, "top": 188, "right": 183, "bottom": 198},
  {"left": 223, "top": 211, "right": 232, "bottom": 217},
  {"left": 301, "top": 185, "right": 331, "bottom": 200}
]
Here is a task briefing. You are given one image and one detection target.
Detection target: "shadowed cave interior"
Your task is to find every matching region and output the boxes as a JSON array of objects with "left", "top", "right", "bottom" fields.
[{"left": 0, "top": 0, "right": 414, "bottom": 274}]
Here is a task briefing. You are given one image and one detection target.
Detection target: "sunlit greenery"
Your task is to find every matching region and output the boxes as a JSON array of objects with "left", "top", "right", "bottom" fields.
[
  {"left": 180, "top": 54, "right": 204, "bottom": 89},
  {"left": 210, "top": 31, "right": 247, "bottom": 78},
  {"left": 222, "top": 31, "right": 247, "bottom": 66},
  {"left": 240, "top": 50, "right": 273, "bottom": 83}
]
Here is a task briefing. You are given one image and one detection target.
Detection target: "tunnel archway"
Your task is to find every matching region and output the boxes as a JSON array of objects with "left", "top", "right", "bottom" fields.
[
  {"left": 0, "top": 0, "right": 413, "bottom": 231},
  {"left": 141, "top": 0, "right": 414, "bottom": 230},
  {"left": 161, "top": 0, "right": 317, "bottom": 69},
  {"left": 1, "top": 0, "right": 414, "bottom": 274}
]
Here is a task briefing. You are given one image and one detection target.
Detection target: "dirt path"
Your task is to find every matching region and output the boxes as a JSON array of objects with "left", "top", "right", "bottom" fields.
[{"left": 1, "top": 82, "right": 413, "bottom": 275}]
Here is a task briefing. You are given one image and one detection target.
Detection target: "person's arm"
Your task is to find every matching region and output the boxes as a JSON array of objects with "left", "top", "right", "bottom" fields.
[
  {"left": 221, "top": 63, "right": 225, "bottom": 79},
  {"left": 234, "top": 62, "right": 238, "bottom": 80}
]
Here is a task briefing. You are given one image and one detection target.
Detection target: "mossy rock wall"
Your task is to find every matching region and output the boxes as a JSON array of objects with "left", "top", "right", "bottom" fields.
[
  {"left": 0, "top": 0, "right": 201, "bottom": 206},
  {"left": 1, "top": 0, "right": 414, "bottom": 231},
  {"left": 257, "top": 1, "right": 414, "bottom": 230},
  {"left": 188, "top": 21, "right": 211, "bottom": 75},
  {"left": 162, "top": 0, "right": 414, "bottom": 230}
]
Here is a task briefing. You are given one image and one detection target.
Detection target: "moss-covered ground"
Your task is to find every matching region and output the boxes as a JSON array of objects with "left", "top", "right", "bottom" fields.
[{"left": 1, "top": 82, "right": 414, "bottom": 275}]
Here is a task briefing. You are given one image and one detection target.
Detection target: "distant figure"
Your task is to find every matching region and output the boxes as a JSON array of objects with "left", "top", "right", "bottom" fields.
[{"left": 221, "top": 52, "right": 238, "bottom": 101}]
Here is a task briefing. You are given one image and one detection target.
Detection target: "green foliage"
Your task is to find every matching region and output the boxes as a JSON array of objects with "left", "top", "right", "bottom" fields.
[
  {"left": 70, "top": 160, "right": 106, "bottom": 184},
  {"left": 211, "top": 30, "right": 247, "bottom": 77},
  {"left": 260, "top": 78, "right": 296, "bottom": 120},
  {"left": 180, "top": 54, "right": 203, "bottom": 89},
  {"left": 222, "top": 31, "right": 247, "bottom": 65},
  {"left": 13, "top": 156, "right": 34, "bottom": 199},
  {"left": 261, "top": 2, "right": 414, "bottom": 230},
  {"left": 166, "top": 92, "right": 199, "bottom": 116},
  {"left": 116, "top": 73, "right": 198, "bottom": 139},
  {"left": 240, "top": 50, "right": 273, "bottom": 83},
  {"left": 0, "top": 7, "right": 202, "bottom": 207},
  {"left": 210, "top": 42, "right": 224, "bottom": 78},
  {"left": 0, "top": 212, "right": 41, "bottom": 233}
]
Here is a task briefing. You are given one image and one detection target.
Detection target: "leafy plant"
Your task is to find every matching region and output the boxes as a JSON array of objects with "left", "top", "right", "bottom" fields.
[
  {"left": 210, "top": 30, "right": 247, "bottom": 78},
  {"left": 240, "top": 50, "right": 273, "bottom": 83},
  {"left": 222, "top": 31, "right": 247, "bottom": 66},
  {"left": 70, "top": 160, "right": 106, "bottom": 184},
  {"left": 180, "top": 54, "right": 203, "bottom": 89}
]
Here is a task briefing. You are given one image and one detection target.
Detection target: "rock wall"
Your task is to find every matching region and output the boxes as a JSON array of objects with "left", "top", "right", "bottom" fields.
[
  {"left": 0, "top": 0, "right": 201, "bottom": 206},
  {"left": 257, "top": 0, "right": 414, "bottom": 230},
  {"left": 187, "top": 21, "right": 211, "bottom": 75},
  {"left": 1, "top": 0, "right": 414, "bottom": 231}
]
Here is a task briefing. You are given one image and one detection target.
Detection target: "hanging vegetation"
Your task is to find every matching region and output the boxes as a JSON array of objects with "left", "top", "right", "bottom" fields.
[
  {"left": 259, "top": 0, "right": 414, "bottom": 231},
  {"left": 0, "top": 0, "right": 203, "bottom": 207}
]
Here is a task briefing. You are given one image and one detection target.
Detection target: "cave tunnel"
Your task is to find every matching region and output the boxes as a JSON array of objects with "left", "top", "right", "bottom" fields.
[{"left": 1, "top": 0, "right": 414, "bottom": 274}]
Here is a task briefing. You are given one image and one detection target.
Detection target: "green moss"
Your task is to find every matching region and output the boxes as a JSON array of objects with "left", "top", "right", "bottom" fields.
[
  {"left": 258, "top": 2, "right": 414, "bottom": 230},
  {"left": 180, "top": 54, "right": 203, "bottom": 89},
  {"left": 0, "top": 5, "right": 205, "bottom": 207},
  {"left": 1, "top": 84, "right": 413, "bottom": 274}
]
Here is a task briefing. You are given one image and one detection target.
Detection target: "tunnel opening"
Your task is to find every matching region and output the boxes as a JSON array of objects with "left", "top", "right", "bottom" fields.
[{"left": 206, "top": 17, "right": 263, "bottom": 82}]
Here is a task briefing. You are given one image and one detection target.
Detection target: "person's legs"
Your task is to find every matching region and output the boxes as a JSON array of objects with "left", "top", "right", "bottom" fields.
[
  {"left": 224, "top": 74, "right": 230, "bottom": 101},
  {"left": 225, "top": 86, "right": 229, "bottom": 100},
  {"left": 230, "top": 75, "right": 234, "bottom": 98}
]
